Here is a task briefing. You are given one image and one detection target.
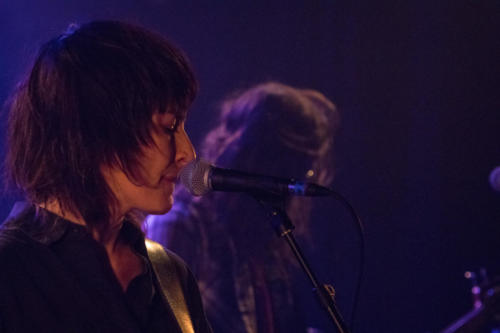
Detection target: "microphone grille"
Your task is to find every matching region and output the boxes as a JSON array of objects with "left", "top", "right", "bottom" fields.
[
  {"left": 489, "top": 166, "right": 500, "bottom": 192},
  {"left": 179, "top": 158, "right": 212, "bottom": 196}
]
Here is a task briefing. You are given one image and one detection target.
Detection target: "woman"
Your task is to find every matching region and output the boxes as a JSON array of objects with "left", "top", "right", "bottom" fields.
[
  {"left": 146, "top": 82, "right": 339, "bottom": 332},
  {"left": 0, "top": 21, "right": 211, "bottom": 332}
]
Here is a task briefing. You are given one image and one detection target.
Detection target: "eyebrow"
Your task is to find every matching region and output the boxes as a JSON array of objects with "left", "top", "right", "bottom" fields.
[{"left": 167, "top": 103, "right": 188, "bottom": 119}]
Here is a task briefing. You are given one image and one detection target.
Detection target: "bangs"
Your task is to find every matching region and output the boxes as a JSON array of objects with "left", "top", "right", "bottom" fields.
[{"left": 5, "top": 20, "right": 198, "bottom": 236}]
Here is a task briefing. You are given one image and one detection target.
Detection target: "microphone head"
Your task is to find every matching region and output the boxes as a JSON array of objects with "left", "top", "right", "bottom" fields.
[
  {"left": 489, "top": 166, "right": 500, "bottom": 192},
  {"left": 179, "top": 158, "right": 213, "bottom": 196}
]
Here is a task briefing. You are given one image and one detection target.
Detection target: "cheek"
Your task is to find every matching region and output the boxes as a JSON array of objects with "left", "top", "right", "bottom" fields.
[
  {"left": 141, "top": 147, "right": 171, "bottom": 176},
  {"left": 151, "top": 135, "right": 175, "bottom": 163}
]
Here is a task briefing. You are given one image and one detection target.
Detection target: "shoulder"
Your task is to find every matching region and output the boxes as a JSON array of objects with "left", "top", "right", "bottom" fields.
[
  {"left": 0, "top": 203, "right": 48, "bottom": 260},
  {"left": 145, "top": 239, "right": 212, "bottom": 333},
  {"left": 0, "top": 231, "right": 26, "bottom": 270},
  {"left": 145, "top": 239, "right": 189, "bottom": 273},
  {"left": 0, "top": 209, "right": 37, "bottom": 267},
  {"left": 145, "top": 238, "right": 203, "bottom": 299},
  {"left": 0, "top": 216, "right": 45, "bottom": 305},
  {"left": 145, "top": 239, "right": 198, "bottom": 311},
  {"left": 0, "top": 203, "right": 62, "bottom": 280}
]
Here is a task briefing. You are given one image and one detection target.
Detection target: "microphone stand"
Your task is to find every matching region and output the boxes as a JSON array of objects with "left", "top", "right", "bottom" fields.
[{"left": 255, "top": 196, "right": 351, "bottom": 333}]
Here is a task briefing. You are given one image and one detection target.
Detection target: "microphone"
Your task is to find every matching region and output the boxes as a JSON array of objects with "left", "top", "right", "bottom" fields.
[
  {"left": 179, "top": 158, "right": 332, "bottom": 197},
  {"left": 489, "top": 166, "right": 500, "bottom": 192}
]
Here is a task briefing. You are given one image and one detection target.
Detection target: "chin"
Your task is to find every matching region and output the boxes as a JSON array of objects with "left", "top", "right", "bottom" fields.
[{"left": 146, "top": 197, "right": 174, "bottom": 215}]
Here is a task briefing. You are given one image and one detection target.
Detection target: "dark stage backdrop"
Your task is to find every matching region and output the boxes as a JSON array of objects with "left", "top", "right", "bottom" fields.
[{"left": 1, "top": 1, "right": 499, "bottom": 332}]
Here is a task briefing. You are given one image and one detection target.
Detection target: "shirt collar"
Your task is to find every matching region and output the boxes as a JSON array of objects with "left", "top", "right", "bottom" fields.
[{"left": 3, "top": 201, "right": 146, "bottom": 250}]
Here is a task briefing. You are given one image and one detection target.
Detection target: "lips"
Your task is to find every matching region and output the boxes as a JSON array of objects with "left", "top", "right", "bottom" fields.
[
  {"left": 161, "top": 173, "right": 178, "bottom": 182},
  {"left": 163, "top": 176, "right": 177, "bottom": 182}
]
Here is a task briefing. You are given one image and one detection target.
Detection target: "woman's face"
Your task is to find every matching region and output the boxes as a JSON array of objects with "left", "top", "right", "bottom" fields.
[{"left": 102, "top": 112, "right": 195, "bottom": 217}]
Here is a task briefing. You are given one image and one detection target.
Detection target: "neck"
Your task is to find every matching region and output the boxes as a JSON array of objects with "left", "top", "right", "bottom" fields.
[{"left": 39, "top": 200, "right": 125, "bottom": 251}]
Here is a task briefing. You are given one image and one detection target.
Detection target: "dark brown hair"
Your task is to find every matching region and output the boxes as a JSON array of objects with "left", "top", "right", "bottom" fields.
[
  {"left": 5, "top": 20, "right": 197, "bottom": 234},
  {"left": 202, "top": 82, "right": 339, "bottom": 241},
  {"left": 203, "top": 82, "right": 338, "bottom": 185}
]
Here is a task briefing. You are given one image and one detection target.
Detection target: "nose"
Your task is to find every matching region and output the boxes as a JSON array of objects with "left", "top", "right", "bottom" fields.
[{"left": 174, "top": 127, "right": 196, "bottom": 169}]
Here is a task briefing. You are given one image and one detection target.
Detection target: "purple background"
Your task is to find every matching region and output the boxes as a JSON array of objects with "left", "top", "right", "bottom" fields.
[{"left": 1, "top": 1, "right": 500, "bottom": 332}]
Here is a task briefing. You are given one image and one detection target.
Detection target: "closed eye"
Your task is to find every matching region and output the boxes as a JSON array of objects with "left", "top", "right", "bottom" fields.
[{"left": 164, "top": 118, "right": 179, "bottom": 134}]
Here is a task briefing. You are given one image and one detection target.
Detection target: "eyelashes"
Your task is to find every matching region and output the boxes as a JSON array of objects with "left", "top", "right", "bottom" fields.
[{"left": 164, "top": 118, "right": 179, "bottom": 134}]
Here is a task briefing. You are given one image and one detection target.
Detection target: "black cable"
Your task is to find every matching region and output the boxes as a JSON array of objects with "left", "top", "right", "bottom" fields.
[
  {"left": 254, "top": 188, "right": 364, "bottom": 332},
  {"left": 326, "top": 188, "right": 365, "bottom": 332}
]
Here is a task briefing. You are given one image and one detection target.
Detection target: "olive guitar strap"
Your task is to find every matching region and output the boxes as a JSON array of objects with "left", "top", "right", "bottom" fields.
[{"left": 145, "top": 239, "right": 194, "bottom": 333}]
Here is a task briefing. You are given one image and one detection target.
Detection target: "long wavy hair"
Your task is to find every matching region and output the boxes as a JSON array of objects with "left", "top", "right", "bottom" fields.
[
  {"left": 187, "top": 82, "right": 338, "bottom": 263},
  {"left": 4, "top": 21, "right": 197, "bottom": 236}
]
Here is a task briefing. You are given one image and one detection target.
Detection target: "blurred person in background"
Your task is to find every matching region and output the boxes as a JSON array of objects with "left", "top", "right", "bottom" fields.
[{"left": 146, "top": 82, "right": 339, "bottom": 332}]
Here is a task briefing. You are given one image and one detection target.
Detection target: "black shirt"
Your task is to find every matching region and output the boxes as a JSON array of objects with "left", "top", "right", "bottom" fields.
[{"left": 0, "top": 203, "right": 211, "bottom": 333}]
